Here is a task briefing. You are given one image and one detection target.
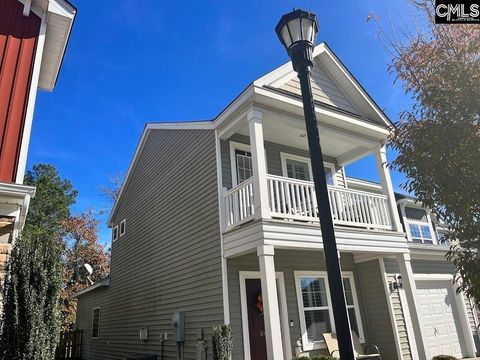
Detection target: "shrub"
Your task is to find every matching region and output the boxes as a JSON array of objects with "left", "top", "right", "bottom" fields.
[
  {"left": 212, "top": 324, "right": 233, "bottom": 360},
  {"left": 432, "top": 356, "right": 457, "bottom": 360}
]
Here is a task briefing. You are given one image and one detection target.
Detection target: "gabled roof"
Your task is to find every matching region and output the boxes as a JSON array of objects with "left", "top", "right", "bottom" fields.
[
  {"left": 254, "top": 42, "right": 393, "bottom": 128},
  {"left": 107, "top": 42, "right": 394, "bottom": 227}
]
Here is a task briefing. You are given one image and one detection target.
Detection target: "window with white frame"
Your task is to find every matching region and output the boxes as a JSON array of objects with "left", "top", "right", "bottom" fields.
[
  {"left": 112, "top": 226, "right": 118, "bottom": 242},
  {"left": 295, "top": 271, "right": 364, "bottom": 350},
  {"left": 92, "top": 307, "right": 100, "bottom": 338},
  {"left": 235, "top": 150, "right": 252, "bottom": 184},
  {"left": 120, "top": 219, "right": 126, "bottom": 237},
  {"left": 281, "top": 153, "right": 335, "bottom": 185},
  {"left": 404, "top": 207, "right": 434, "bottom": 244}
]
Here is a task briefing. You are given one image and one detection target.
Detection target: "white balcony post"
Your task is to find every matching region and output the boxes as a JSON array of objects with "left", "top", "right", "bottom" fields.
[
  {"left": 396, "top": 253, "right": 428, "bottom": 360},
  {"left": 257, "top": 245, "right": 284, "bottom": 360},
  {"left": 248, "top": 109, "right": 271, "bottom": 220},
  {"left": 375, "top": 145, "right": 402, "bottom": 231}
]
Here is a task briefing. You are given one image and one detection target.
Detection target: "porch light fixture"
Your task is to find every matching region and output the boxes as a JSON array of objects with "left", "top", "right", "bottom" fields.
[{"left": 276, "top": 9, "right": 355, "bottom": 360}]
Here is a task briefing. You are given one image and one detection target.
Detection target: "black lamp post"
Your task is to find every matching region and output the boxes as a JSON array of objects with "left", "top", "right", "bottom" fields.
[{"left": 275, "top": 10, "right": 355, "bottom": 360}]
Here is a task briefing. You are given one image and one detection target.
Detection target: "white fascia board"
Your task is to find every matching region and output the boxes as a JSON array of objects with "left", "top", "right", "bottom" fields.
[
  {"left": 254, "top": 43, "right": 326, "bottom": 87},
  {"left": 72, "top": 277, "right": 110, "bottom": 298},
  {"left": 107, "top": 127, "right": 149, "bottom": 227},
  {"left": 0, "top": 183, "right": 36, "bottom": 198},
  {"left": 47, "top": 0, "right": 76, "bottom": 18},
  {"left": 212, "top": 84, "right": 255, "bottom": 129},
  {"left": 253, "top": 85, "right": 391, "bottom": 139},
  {"left": 321, "top": 44, "right": 392, "bottom": 128},
  {"left": 145, "top": 121, "right": 215, "bottom": 131},
  {"left": 36, "top": 0, "right": 76, "bottom": 91}
]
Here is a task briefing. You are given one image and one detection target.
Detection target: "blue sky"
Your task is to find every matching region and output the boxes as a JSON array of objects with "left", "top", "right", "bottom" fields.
[{"left": 28, "top": 0, "right": 415, "bottom": 245}]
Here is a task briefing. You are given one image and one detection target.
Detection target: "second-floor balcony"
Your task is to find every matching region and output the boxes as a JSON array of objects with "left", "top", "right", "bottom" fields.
[{"left": 224, "top": 174, "right": 392, "bottom": 231}]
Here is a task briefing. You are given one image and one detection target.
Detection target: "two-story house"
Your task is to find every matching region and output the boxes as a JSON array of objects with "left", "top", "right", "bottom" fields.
[
  {"left": 0, "top": 0, "right": 76, "bottom": 309},
  {"left": 74, "top": 43, "right": 479, "bottom": 360}
]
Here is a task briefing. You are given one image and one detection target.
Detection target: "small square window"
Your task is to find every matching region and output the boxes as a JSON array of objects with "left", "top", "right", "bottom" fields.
[
  {"left": 120, "top": 219, "right": 126, "bottom": 236},
  {"left": 112, "top": 226, "right": 118, "bottom": 241}
]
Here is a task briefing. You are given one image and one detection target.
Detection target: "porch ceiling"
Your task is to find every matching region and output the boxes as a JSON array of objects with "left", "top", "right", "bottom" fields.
[{"left": 236, "top": 108, "right": 378, "bottom": 164}]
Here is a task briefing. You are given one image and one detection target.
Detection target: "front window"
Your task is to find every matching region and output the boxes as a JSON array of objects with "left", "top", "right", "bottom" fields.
[
  {"left": 300, "top": 277, "right": 332, "bottom": 342},
  {"left": 281, "top": 153, "right": 335, "bottom": 185},
  {"left": 286, "top": 158, "right": 311, "bottom": 181},
  {"left": 235, "top": 150, "right": 252, "bottom": 184},
  {"left": 295, "top": 272, "right": 364, "bottom": 350}
]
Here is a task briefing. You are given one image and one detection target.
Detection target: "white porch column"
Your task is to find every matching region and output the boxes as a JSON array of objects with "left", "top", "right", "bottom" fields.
[
  {"left": 248, "top": 109, "right": 271, "bottom": 220},
  {"left": 375, "top": 145, "right": 403, "bottom": 231},
  {"left": 257, "top": 245, "right": 284, "bottom": 360},
  {"left": 396, "top": 253, "right": 428, "bottom": 360}
]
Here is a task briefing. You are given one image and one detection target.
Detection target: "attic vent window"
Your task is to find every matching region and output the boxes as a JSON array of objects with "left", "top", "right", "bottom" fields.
[{"left": 120, "top": 219, "right": 126, "bottom": 236}]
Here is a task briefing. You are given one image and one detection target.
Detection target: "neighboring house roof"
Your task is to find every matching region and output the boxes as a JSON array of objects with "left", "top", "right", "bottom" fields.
[
  {"left": 72, "top": 277, "right": 110, "bottom": 298},
  {"left": 107, "top": 43, "right": 393, "bottom": 226},
  {"left": 395, "top": 192, "right": 418, "bottom": 202}
]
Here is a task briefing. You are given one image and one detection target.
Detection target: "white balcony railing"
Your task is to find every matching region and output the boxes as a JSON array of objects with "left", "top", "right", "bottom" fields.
[
  {"left": 224, "top": 175, "right": 392, "bottom": 231},
  {"left": 224, "top": 177, "right": 255, "bottom": 228}
]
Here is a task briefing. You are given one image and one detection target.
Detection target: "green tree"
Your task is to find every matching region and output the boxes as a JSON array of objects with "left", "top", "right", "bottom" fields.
[
  {"left": 61, "top": 210, "right": 109, "bottom": 331},
  {"left": 0, "top": 164, "right": 77, "bottom": 359},
  {"left": 370, "top": 1, "right": 480, "bottom": 301}
]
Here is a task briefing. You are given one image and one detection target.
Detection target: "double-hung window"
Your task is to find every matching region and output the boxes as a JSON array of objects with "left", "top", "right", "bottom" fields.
[
  {"left": 404, "top": 207, "right": 435, "bottom": 244},
  {"left": 295, "top": 271, "right": 364, "bottom": 350},
  {"left": 281, "top": 153, "right": 336, "bottom": 185}
]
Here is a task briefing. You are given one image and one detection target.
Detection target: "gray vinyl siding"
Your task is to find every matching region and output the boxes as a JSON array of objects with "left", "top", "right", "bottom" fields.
[
  {"left": 227, "top": 251, "right": 369, "bottom": 360},
  {"left": 279, "top": 60, "right": 359, "bottom": 115},
  {"left": 387, "top": 274, "right": 412, "bottom": 360},
  {"left": 76, "top": 129, "right": 223, "bottom": 360},
  {"left": 220, "top": 134, "right": 345, "bottom": 191},
  {"left": 383, "top": 258, "right": 455, "bottom": 275},
  {"left": 357, "top": 260, "right": 399, "bottom": 360}
]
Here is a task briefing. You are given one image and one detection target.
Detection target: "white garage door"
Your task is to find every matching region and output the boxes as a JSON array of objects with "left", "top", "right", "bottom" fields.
[{"left": 417, "top": 280, "right": 466, "bottom": 358}]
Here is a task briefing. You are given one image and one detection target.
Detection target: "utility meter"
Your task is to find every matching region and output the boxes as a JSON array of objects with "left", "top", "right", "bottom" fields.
[{"left": 171, "top": 312, "right": 185, "bottom": 342}]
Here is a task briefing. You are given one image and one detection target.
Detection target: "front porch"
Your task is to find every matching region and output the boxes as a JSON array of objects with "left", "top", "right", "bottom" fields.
[
  {"left": 227, "top": 249, "right": 400, "bottom": 360},
  {"left": 225, "top": 248, "right": 480, "bottom": 360}
]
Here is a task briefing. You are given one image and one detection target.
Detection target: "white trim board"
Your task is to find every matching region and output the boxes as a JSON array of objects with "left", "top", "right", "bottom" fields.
[
  {"left": 239, "top": 271, "right": 291, "bottom": 360},
  {"left": 215, "top": 131, "right": 230, "bottom": 324},
  {"left": 379, "top": 258, "right": 404, "bottom": 360}
]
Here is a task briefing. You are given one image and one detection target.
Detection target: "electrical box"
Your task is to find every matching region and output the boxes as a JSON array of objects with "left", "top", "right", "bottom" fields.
[
  {"left": 139, "top": 328, "right": 148, "bottom": 341},
  {"left": 171, "top": 312, "right": 185, "bottom": 342}
]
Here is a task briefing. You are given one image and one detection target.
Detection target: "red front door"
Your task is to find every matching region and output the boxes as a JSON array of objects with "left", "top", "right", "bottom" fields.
[{"left": 246, "top": 279, "right": 267, "bottom": 360}]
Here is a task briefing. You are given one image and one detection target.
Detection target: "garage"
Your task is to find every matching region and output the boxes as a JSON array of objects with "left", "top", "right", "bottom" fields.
[{"left": 416, "top": 280, "right": 467, "bottom": 358}]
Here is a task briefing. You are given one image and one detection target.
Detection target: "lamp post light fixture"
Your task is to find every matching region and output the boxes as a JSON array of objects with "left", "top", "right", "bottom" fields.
[{"left": 276, "top": 9, "right": 355, "bottom": 360}]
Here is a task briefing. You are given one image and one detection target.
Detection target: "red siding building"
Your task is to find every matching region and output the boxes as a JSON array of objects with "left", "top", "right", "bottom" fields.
[{"left": 0, "top": 0, "right": 76, "bottom": 305}]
